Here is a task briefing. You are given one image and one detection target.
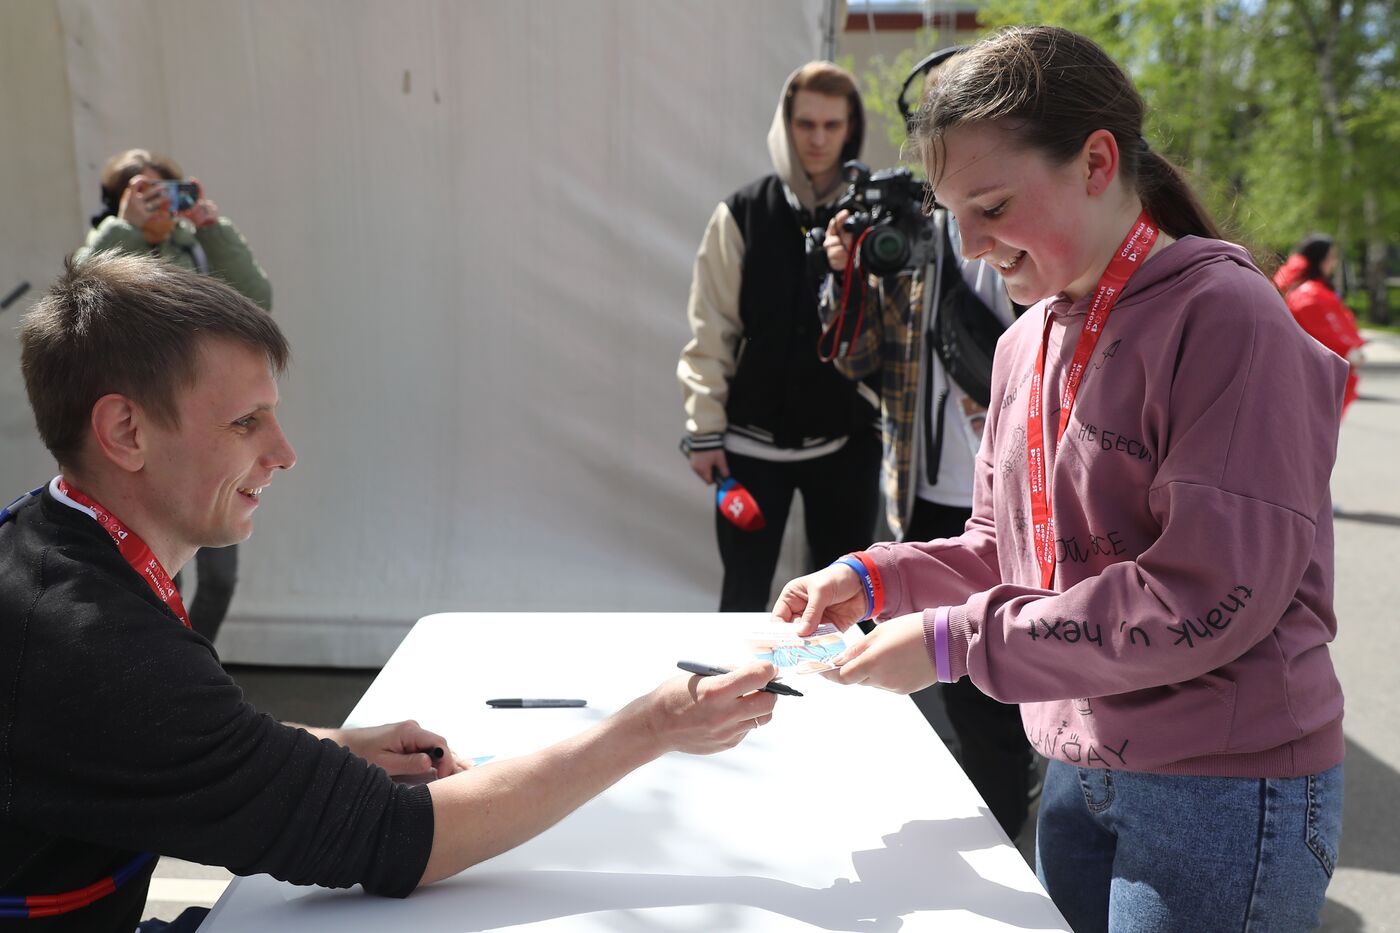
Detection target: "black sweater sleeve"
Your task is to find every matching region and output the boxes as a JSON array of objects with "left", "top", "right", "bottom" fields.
[{"left": 2, "top": 505, "right": 434, "bottom": 897}]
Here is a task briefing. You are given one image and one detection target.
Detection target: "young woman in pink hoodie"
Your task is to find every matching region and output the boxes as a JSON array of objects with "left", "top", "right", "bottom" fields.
[{"left": 774, "top": 26, "right": 1346, "bottom": 932}]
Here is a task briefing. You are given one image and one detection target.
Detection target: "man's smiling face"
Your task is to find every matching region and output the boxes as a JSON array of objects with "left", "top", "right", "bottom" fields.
[{"left": 141, "top": 336, "right": 297, "bottom": 562}]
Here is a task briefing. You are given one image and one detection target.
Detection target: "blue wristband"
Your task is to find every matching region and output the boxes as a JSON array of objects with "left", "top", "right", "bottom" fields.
[{"left": 834, "top": 556, "right": 874, "bottom": 620}]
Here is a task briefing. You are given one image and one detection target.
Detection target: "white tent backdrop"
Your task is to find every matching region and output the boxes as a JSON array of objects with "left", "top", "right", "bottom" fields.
[{"left": 0, "top": 0, "right": 845, "bottom": 665}]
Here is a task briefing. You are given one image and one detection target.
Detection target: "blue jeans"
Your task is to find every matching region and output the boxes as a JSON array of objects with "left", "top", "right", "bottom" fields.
[{"left": 1035, "top": 761, "right": 1343, "bottom": 932}]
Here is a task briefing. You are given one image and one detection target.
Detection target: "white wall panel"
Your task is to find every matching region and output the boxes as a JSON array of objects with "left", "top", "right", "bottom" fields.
[
  {"left": 0, "top": 1, "right": 834, "bottom": 664},
  {"left": 0, "top": 0, "right": 81, "bottom": 494}
]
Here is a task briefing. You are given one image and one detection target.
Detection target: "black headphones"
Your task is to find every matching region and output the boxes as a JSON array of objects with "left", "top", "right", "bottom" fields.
[{"left": 897, "top": 45, "right": 968, "bottom": 134}]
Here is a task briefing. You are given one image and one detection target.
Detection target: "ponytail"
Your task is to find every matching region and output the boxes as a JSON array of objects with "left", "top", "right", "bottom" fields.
[{"left": 1136, "top": 149, "right": 1220, "bottom": 241}]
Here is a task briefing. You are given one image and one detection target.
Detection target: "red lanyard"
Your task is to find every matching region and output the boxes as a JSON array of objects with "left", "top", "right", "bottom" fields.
[
  {"left": 56, "top": 478, "right": 191, "bottom": 628},
  {"left": 1027, "top": 212, "right": 1158, "bottom": 590}
]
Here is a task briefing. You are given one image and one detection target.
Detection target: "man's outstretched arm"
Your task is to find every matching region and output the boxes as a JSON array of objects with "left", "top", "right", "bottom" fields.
[{"left": 419, "top": 663, "right": 777, "bottom": 885}]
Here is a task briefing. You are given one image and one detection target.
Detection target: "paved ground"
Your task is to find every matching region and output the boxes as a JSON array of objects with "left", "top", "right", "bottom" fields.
[
  {"left": 1316, "top": 328, "right": 1400, "bottom": 932},
  {"left": 146, "top": 331, "right": 1400, "bottom": 929}
]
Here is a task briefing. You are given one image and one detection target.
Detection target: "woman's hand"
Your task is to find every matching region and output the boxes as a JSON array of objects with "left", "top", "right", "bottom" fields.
[
  {"left": 117, "top": 175, "right": 169, "bottom": 230},
  {"left": 771, "top": 562, "right": 867, "bottom": 636},
  {"left": 823, "top": 612, "right": 937, "bottom": 694},
  {"left": 183, "top": 177, "right": 221, "bottom": 228}
]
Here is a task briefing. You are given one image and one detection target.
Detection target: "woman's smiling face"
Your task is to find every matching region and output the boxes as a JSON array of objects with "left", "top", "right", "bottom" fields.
[{"left": 931, "top": 121, "right": 1106, "bottom": 305}]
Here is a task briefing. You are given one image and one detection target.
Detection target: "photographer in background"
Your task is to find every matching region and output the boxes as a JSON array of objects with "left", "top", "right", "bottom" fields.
[
  {"left": 76, "top": 148, "right": 272, "bottom": 645},
  {"left": 677, "top": 62, "right": 880, "bottom": 611},
  {"left": 816, "top": 48, "right": 1033, "bottom": 839}
]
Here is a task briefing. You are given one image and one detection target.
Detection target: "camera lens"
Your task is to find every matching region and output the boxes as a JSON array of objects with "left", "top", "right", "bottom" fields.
[{"left": 863, "top": 225, "right": 910, "bottom": 275}]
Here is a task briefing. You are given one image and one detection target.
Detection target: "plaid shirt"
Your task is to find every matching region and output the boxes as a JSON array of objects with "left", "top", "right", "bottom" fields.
[{"left": 821, "top": 270, "right": 929, "bottom": 538}]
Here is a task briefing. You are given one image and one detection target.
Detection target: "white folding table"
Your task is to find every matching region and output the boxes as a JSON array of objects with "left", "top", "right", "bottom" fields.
[{"left": 201, "top": 612, "right": 1069, "bottom": 931}]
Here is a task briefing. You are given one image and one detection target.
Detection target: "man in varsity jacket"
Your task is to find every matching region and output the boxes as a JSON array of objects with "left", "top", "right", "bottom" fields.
[{"left": 678, "top": 61, "right": 880, "bottom": 611}]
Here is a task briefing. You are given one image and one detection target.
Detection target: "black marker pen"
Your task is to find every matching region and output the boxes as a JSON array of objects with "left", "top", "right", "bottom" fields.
[
  {"left": 677, "top": 661, "right": 803, "bottom": 697},
  {"left": 485, "top": 698, "right": 587, "bottom": 708}
]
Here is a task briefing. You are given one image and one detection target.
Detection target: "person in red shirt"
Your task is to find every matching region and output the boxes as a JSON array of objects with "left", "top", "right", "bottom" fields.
[{"left": 1274, "top": 234, "right": 1366, "bottom": 414}]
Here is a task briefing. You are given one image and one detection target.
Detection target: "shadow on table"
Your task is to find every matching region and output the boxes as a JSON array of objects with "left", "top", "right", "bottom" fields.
[{"left": 247, "top": 815, "right": 1061, "bottom": 931}]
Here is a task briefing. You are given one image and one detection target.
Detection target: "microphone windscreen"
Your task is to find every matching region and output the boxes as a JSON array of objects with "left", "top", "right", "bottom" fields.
[{"left": 715, "top": 478, "right": 766, "bottom": 532}]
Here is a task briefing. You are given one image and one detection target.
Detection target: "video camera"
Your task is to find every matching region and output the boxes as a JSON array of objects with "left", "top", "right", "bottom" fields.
[{"left": 834, "top": 160, "right": 937, "bottom": 276}]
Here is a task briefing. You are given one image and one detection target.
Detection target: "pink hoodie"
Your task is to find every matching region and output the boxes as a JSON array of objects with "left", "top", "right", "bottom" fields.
[{"left": 866, "top": 236, "right": 1346, "bottom": 778}]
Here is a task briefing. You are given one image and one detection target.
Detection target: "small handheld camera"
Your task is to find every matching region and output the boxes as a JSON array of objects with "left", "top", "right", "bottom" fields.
[
  {"left": 161, "top": 180, "right": 200, "bottom": 213},
  {"left": 834, "top": 161, "right": 936, "bottom": 277}
]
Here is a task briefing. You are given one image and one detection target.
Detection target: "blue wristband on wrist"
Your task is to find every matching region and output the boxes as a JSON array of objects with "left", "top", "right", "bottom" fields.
[{"left": 834, "top": 556, "right": 874, "bottom": 620}]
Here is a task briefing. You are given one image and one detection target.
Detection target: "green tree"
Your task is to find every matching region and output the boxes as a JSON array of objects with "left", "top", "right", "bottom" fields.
[
  {"left": 856, "top": 0, "right": 1400, "bottom": 321},
  {"left": 842, "top": 29, "right": 945, "bottom": 170},
  {"left": 1248, "top": 0, "right": 1399, "bottom": 323}
]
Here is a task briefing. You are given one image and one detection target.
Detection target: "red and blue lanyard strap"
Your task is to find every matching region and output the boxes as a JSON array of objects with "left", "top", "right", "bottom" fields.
[
  {"left": 0, "top": 852, "right": 156, "bottom": 919},
  {"left": 0, "top": 478, "right": 176, "bottom": 918},
  {"left": 54, "top": 477, "right": 191, "bottom": 629},
  {"left": 0, "top": 487, "right": 44, "bottom": 527},
  {"left": 1027, "top": 211, "right": 1157, "bottom": 590}
]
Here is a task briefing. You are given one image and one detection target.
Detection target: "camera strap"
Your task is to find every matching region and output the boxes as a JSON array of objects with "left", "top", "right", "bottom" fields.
[
  {"left": 921, "top": 214, "right": 1006, "bottom": 485},
  {"left": 921, "top": 379, "right": 951, "bottom": 486},
  {"left": 817, "top": 226, "right": 877, "bottom": 362},
  {"left": 188, "top": 241, "right": 210, "bottom": 275},
  {"left": 928, "top": 219, "right": 1004, "bottom": 407}
]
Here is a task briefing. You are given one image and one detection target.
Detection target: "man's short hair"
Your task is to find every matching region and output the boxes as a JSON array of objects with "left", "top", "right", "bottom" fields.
[
  {"left": 20, "top": 252, "right": 290, "bottom": 468},
  {"left": 785, "top": 61, "right": 862, "bottom": 121}
]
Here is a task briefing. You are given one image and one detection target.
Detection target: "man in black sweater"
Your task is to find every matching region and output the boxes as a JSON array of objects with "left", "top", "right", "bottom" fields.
[{"left": 1, "top": 254, "right": 778, "bottom": 932}]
